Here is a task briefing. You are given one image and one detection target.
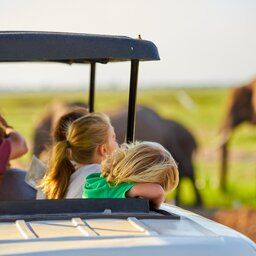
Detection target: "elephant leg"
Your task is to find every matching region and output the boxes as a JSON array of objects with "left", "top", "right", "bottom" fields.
[
  {"left": 220, "top": 142, "right": 229, "bottom": 192},
  {"left": 175, "top": 158, "right": 203, "bottom": 207},
  {"left": 174, "top": 182, "right": 181, "bottom": 206},
  {"left": 173, "top": 175, "right": 202, "bottom": 207},
  {"left": 190, "top": 175, "right": 203, "bottom": 207}
]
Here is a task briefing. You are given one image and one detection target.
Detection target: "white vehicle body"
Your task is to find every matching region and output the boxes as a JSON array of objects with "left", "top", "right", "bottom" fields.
[{"left": 0, "top": 201, "right": 255, "bottom": 256}]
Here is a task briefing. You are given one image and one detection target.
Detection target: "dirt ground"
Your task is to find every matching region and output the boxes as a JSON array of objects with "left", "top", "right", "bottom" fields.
[
  {"left": 212, "top": 207, "right": 256, "bottom": 243},
  {"left": 195, "top": 207, "right": 256, "bottom": 243}
]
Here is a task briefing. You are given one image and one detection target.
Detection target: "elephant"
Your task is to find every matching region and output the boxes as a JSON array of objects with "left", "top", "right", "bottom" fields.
[
  {"left": 32, "top": 103, "right": 202, "bottom": 206},
  {"left": 219, "top": 80, "right": 256, "bottom": 191}
]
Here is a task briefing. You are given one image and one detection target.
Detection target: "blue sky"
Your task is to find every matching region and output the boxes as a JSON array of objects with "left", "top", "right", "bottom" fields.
[{"left": 0, "top": 0, "right": 256, "bottom": 90}]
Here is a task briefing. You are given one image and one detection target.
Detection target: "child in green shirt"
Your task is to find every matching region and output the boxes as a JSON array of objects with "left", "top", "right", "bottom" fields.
[{"left": 83, "top": 141, "right": 179, "bottom": 208}]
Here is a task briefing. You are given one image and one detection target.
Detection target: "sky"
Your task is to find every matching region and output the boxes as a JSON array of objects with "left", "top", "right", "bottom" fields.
[{"left": 0, "top": 0, "right": 256, "bottom": 90}]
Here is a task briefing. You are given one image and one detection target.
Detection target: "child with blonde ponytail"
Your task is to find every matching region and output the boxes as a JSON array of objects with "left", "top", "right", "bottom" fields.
[
  {"left": 83, "top": 141, "right": 179, "bottom": 208},
  {"left": 39, "top": 112, "right": 117, "bottom": 199}
]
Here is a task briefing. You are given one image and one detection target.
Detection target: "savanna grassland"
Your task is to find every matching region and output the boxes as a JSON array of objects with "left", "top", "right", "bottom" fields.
[{"left": 0, "top": 88, "right": 255, "bottom": 208}]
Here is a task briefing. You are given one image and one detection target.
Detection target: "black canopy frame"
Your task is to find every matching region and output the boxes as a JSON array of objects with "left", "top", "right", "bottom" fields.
[
  {"left": 0, "top": 198, "right": 180, "bottom": 221},
  {"left": 0, "top": 31, "right": 160, "bottom": 142}
]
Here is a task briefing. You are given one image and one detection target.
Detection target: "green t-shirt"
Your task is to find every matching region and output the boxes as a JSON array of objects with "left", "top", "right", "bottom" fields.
[{"left": 83, "top": 172, "right": 135, "bottom": 199}]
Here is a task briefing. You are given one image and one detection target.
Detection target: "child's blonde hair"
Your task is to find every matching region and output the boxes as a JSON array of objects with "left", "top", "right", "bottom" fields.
[
  {"left": 101, "top": 141, "right": 179, "bottom": 192},
  {"left": 40, "top": 112, "right": 111, "bottom": 199}
]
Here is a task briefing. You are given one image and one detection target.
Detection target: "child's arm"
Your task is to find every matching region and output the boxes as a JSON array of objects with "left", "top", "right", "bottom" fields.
[{"left": 126, "top": 183, "right": 165, "bottom": 208}]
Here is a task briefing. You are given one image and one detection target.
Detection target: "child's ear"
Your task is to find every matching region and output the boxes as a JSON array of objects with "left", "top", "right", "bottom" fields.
[{"left": 98, "top": 144, "right": 107, "bottom": 157}]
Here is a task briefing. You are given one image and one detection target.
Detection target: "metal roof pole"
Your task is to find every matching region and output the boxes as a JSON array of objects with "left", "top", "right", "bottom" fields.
[
  {"left": 89, "top": 62, "right": 96, "bottom": 112},
  {"left": 126, "top": 60, "right": 139, "bottom": 143}
]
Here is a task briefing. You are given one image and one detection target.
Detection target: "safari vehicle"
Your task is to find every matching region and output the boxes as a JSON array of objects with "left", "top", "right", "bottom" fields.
[{"left": 0, "top": 31, "right": 255, "bottom": 256}]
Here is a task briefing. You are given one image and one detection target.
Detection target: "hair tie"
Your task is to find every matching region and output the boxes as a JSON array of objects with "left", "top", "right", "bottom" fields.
[{"left": 65, "top": 140, "right": 71, "bottom": 148}]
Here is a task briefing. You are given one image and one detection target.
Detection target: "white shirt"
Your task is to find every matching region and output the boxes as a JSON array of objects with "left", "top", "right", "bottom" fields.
[
  {"left": 65, "top": 164, "right": 101, "bottom": 198},
  {"left": 36, "top": 163, "right": 101, "bottom": 199}
]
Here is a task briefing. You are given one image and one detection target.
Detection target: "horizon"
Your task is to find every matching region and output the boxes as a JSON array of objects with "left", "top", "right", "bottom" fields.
[{"left": 0, "top": 82, "right": 234, "bottom": 93}]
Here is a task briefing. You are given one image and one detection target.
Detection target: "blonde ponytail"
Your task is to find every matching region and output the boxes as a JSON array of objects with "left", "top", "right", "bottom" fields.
[{"left": 39, "top": 140, "right": 75, "bottom": 199}]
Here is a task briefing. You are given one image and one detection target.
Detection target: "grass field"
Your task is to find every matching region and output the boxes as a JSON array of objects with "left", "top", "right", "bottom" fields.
[{"left": 0, "top": 88, "right": 255, "bottom": 208}]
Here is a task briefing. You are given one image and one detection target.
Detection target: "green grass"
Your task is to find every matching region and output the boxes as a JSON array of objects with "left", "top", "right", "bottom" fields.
[{"left": 1, "top": 88, "right": 255, "bottom": 207}]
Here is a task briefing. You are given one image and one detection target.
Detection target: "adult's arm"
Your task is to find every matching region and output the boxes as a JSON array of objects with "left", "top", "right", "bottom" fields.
[
  {"left": 0, "top": 115, "right": 28, "bottom": 159},
  {"left": 126, "top": 183, "right": 165, "bottom": 208},
  {"left": 5, "top": 127, "right": 28, "bottom": 159}
]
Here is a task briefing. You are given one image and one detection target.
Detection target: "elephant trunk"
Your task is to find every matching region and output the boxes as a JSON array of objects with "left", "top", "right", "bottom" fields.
[
  {"left": 218, "top": 118, "right": 233, "bottom": 192},
  {"left": 220, "top": 138, "right": 229, "bottom": 192}
]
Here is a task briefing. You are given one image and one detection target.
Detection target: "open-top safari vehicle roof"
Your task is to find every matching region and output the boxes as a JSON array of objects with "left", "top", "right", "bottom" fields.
[
  {"left": 0, "top": 31, "right": 255, "bottom": 255},
  {"left": 0, "top": 31, "right": 159, "bottom": 142},
  {"left": 0, "top": 31, "right": 159, "bottom": 63}
]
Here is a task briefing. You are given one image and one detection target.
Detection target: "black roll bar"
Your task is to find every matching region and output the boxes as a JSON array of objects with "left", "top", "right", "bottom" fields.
[
  {"left": 89, "top": 62, "right": 96, "bottom": 113},
  {"left": 127, "top": 60, "right": 139, "bottom": 143},
  {"left": 87, "top": 60, "right": 139, "bottom": 143}
]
